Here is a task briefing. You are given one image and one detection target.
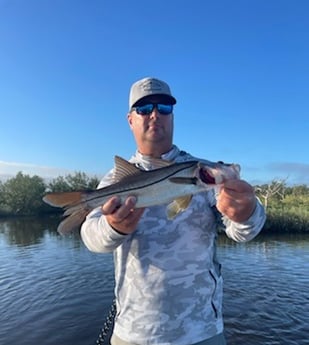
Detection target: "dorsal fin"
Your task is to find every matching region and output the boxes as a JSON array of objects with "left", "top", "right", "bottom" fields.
[{"left": 113, "top": 156, "right": 141, "bottom": 182}]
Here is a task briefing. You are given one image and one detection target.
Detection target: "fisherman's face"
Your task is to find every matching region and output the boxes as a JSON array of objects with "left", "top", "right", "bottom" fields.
[{"left": 128, "top": 96, "right": 174, "bottom": 156}]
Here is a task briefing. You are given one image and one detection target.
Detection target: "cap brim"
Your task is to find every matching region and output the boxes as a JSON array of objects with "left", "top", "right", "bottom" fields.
[{"left": 132, "top": 94, "right": 176, "bottom": 107}]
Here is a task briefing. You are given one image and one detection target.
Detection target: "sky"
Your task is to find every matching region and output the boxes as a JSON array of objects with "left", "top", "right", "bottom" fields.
[{"left": 0, "top": 0, "right": 308, "bottom": 186}]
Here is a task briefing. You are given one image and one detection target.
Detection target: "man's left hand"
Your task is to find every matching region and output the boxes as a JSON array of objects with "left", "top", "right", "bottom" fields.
[{"left": 216, "top": 179, "right": 257, "bottom": 223}]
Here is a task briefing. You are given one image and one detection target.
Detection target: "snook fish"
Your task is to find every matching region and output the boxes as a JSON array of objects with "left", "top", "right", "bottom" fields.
[{"left": 43, "top": 156, "right": 240, "bottom": 235}]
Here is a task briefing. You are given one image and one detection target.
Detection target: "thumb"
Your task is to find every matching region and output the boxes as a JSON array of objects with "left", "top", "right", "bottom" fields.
[{"left": 222, "top": 179, "right": 254, "bottom": 193}]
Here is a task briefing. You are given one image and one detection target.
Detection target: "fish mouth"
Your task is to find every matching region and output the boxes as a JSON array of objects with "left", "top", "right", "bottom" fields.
[{"left": 199, "top": 167, "right": 216, "bottom": 184}]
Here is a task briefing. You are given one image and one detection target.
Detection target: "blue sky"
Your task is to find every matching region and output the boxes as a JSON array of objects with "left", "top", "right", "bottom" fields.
[{"left": 0, "top": 0, "right": 308, "bottom": 186}]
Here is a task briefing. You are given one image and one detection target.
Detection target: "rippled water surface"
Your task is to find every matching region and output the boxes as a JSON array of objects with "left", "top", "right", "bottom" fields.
[{"left": 0, "top": 217, "right": 308, "bottom": 345}]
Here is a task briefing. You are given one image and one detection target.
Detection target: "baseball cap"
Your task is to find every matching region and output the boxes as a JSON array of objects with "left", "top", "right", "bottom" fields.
[{"left": 129, "top": 77, "right": 177, "bottom": 109}]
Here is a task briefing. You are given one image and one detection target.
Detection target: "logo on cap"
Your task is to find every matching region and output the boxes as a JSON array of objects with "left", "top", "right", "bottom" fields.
[{"left": 141, "top": 79, "right": 164, "bottom": 92}]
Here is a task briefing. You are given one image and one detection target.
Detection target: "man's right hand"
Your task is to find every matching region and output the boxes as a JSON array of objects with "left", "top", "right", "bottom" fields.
[{"left": 102, "top": 196, "right": 144, "bottom": 235}]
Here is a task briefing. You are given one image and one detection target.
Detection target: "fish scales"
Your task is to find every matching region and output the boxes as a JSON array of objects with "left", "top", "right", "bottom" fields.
[{"left": 83, "top": 160, "right": 199, "bottom": 209}]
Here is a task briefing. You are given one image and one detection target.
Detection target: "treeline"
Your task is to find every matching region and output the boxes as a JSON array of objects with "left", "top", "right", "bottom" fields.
[
  {"left": 0, "top": 171, "right": 99, "bottom": 216},
  {"left": 255, "top": 182, "right": 309, "bottom": 232},
  {"left": 0, "top": 173, "right": 308, "bottom": 232}
]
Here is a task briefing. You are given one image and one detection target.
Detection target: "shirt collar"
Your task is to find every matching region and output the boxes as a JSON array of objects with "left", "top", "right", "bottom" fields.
[{"left": 131, "top": 145, "right": 181, "bottom": 169}]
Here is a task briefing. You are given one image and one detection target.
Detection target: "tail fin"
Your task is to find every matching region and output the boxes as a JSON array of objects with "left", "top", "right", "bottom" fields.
[
  {"left": 43, "top": 191, "right": 84, "bottom": 208},
  {"left": 43, "top": 191, "right": 89, "bottom": 235}
]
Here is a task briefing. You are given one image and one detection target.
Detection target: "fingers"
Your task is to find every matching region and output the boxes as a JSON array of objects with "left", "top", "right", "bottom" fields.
[
  {"left": 102, "top": 196, "right": 144, "bottom": 234},
  {"left": 102, "top": 196, "right": 122, "bottom": 215},
  {"left": 221, "top": 179, "right": 254, "bottom": 193},
  {"left": 116, "top": 196, "right": 140, "bottom": 220},
  {"left": 217, "top": 179, "right": 256, "bottom": 222},
  {"left": 102, "top": 196, "right": 136, "bottom": 217}
]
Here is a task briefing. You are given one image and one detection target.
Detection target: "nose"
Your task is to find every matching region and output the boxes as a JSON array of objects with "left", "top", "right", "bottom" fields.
[{"left": 149, "top": 107, "right": 160, "bottom": 119}]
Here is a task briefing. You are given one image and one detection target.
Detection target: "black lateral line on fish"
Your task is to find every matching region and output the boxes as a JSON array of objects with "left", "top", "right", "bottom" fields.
[
  {"left": 70, "top": 161, "right": 199, "bottom": 207},
  {"left": 169, "top": 177, "right": 198, "bottom": 184}
]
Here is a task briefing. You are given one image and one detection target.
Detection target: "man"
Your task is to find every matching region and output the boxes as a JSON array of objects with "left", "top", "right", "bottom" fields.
[{"left": 81, "top": 77, "right": 266, "bottom": 345}]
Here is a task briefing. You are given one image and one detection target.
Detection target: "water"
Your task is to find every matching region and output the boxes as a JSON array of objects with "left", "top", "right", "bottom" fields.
[{"left": 0, "top": 217, "right": 308, "bottom": 345}]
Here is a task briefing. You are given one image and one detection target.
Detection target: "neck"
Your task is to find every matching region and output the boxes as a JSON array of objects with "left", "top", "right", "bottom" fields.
[{"left": 137, "top": 144, "right": 173, "bottom": 159}]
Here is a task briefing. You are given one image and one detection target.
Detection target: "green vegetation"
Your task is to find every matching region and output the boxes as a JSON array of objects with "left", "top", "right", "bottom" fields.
[
  {"left": 255, "top": 182, "right": 309, "bottom": 233},
  {"left": 0, "top": 173, "right": 308, "bottom": 233},
  {"left": 0, "top": 171, "right": 99, "bottom": 216}
]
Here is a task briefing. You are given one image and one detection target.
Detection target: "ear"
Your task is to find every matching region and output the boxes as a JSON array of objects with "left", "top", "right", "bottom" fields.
[{"left": 127, "top": 113, "right": 133, "bottom": 129}]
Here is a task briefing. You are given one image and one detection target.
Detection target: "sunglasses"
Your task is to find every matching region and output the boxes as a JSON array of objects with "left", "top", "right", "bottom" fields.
[{"left": 131, "top": 103, "right": 173, "bottom": 116}]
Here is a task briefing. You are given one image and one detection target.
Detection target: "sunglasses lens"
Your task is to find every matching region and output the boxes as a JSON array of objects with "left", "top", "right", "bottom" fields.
[
  {"left": 134, "top": 104, "right": 173, "bottom": 116},
  {"left": 157, "top": 104, "right": 173, "bottom": 115},
  {"left": 136, "top": 104, "right": 154, "bottom": 115}
]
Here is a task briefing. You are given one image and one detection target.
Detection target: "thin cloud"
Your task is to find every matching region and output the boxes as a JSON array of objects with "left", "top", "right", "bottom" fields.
[
  {"left": 265, "top": 162, "right": 309, "bottom": 185},
  {"left": 267, "top": 162, "right": 309, "bottom": 173},
  {"left": 228, "top": 162, "right": 309, "bottom": 186},
  {"left": 0, "top": 160, "right": 73, "bottom": 180}
]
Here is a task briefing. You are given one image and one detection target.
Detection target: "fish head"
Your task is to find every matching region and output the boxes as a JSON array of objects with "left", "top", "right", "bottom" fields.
[{"left": 198, "top": 161, "right": 240, "bottom": 185}]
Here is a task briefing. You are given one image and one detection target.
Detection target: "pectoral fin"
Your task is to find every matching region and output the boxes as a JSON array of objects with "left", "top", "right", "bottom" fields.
[{"left": 166, "top": 195, "right": 193, "bottom": 219}]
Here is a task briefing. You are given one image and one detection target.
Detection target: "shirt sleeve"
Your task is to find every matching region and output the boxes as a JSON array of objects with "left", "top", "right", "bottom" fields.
[
  {"left": 80, "top": 207, "right": 128, "bottom": 253},
  {"left": 223, "top": 198, "right": 266, "bottom": 242},
  {"left": 80, "top": 168, "right": 129, "bottom": 253}
]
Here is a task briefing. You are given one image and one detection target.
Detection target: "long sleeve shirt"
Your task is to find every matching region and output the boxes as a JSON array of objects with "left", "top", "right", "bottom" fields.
[{"left": 81, "top": 145, "right": 266, "bottom": 345}]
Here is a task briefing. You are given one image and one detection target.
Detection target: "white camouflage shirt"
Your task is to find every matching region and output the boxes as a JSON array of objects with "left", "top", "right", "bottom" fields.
[{"left": 81, "top": 145, "right": 266, "bottom": 345}]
